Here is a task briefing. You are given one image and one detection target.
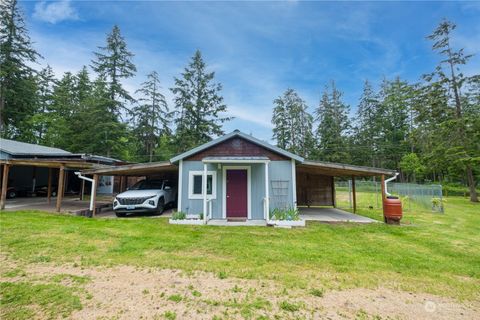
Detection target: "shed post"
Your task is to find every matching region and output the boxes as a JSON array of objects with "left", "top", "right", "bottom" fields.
[
  {"left": 56, "top": 165, "right": 65, "bottom": 212},
  {"left": 80, "top": 178, "right": 85, "bottom": 200},
  {"left": 119, "top": 176, "right": 125, "bottom": 193},
  {"left": 381, "top": 174, "right": 386, "bottom": 200},
  {"left": 47, "top": 168, "right": 52, "bottom": 205},
  {"left": 1, "top": 164, "right": 10, "bottom": 210},
  {"left": 91, "top": 174, "right": 98, "bottom": 216},
  {"left": 352, "top": 176, "right": 357, "bottom": 213},
  {"left": 331, "top": 176, "right": 336, "bottom": 208},
  {"left": 203, "top": 163, "right": 207, "bottom": 224}
]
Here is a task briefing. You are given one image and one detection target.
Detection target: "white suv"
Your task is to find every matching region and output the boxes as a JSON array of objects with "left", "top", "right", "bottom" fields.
[{"left": 113, "top": 179, "right": 176, "bottom": 217}]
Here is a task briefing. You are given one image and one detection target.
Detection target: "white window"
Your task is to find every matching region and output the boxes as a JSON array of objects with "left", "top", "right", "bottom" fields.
[{"left": 188, "top": 171, "right": 217, "bottom": 199}]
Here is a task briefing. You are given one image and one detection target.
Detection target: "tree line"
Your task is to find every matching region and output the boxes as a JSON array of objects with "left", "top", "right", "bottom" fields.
[
  {"left": 0, "top": 0, "right": 478, "bottom": 201},
  {"left": 271, "top": 20, "right": 479, "bottom": 202}
]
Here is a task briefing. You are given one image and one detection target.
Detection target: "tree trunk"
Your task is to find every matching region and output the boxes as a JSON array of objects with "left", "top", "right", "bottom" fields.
[{"left": 466, "top": 165, "right": 478, "bottom": 202}]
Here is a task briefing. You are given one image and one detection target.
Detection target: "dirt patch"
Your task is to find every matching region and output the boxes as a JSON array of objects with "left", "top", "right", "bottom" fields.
[{"left": 1, "top": 256, "right": 478, "bottom": 320}]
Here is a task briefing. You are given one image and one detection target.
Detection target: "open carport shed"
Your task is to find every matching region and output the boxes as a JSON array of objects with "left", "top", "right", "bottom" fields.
[
  {"left": 80, "top": 161, "right": 178, "bottom": 215},
  {"left": 0, "top": 159, "right": 97, "bottom": 212},
  {"left": 295, "top": 160, "right": 397, "bottom": 213}
]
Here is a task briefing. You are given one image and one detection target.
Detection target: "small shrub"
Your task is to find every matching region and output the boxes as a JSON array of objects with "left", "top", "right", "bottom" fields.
[
  {"left": 192, "top": 290, "right": 202, "bottom": 297},
  {"left": 164, "top": 310, "right": 176, "bottom": 320},
  {"left": 269, "top": 207, "right": 300, "bottom": 221},
  {"left": 167, "top": 294, "right": 182, "bottom": 302},
  {"left": 310, "top": 288, "right": 324, "bottom": 297},
  {"left": 171, "top": 211, "right": 186, "bottom": 220},
  {"left": 279, "top": 300, "right": 300, "bottom": 312}
]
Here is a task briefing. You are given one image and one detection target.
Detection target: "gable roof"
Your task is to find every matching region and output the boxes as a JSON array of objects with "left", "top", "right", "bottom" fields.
[
  {"left": 170, "top": 130, "right": 304, "bottom": 163},
  {"left": 0, "top": 138, "right": 72, "bottom": 156}
]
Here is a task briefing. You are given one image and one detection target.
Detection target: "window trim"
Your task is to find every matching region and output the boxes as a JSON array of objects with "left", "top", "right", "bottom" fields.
[{"left": 188, "top": 170, "right": 217, "bottom": 200}]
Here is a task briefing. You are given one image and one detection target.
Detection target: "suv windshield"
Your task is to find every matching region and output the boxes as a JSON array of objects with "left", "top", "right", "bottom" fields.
[{"left": 130, "top": 180, "right": 164, "bottom": 190}]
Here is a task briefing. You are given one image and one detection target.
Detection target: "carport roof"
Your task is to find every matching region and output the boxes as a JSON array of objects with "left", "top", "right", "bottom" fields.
[
  {"left": 0, "top": 158, "right": 99, "bottom": 169},
  {"left": 81, "top": 161, "right": 177, "bottom": 176},
  {"left": 298, "top": 160, "right": 396, "bottom": 177}
]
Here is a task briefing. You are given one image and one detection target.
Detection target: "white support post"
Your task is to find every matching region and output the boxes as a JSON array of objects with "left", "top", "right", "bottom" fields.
[
  {"left": 265, "top": 162, "right": 269, "bottom": 221},
  {"left": 177, "top": 160, "right": 183, "bottom": 212},
  {"left": 291, "top": 159, "right": 297, "bottom": 209},
  {"left": 203, "top": 163, "right": 207, "bottom": 224}
]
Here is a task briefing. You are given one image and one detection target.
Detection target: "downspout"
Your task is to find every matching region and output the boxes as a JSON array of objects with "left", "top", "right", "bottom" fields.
[
  {"left": 384, "top": 173, "right": 399, "bottom": 197},
  {"left": 74, "top": 172, "right": 95, "bottom": 211}
]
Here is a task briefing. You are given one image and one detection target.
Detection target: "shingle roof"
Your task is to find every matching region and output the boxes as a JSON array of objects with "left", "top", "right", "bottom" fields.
[
  {"left": 170, "top": 130, "right": 304, "bottom": 163},
  {"left": 0, "top": 138, "right": 72, "bottom": 156}
]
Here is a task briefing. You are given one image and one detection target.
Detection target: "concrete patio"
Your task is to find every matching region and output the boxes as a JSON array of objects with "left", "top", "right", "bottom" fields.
[{"left": 299, "top": 207, "right": 378, "bottom": 223}]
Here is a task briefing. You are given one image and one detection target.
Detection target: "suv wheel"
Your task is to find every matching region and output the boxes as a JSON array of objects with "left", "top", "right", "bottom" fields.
[
  {"left": 156, "top": 198, "right": 165, "bottom": 214},
  {"left": 7, "top": 190, "right": 16, "bottom": 199}
]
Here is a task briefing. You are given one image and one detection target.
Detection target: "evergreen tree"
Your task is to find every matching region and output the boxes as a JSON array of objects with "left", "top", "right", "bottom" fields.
[
  {"left": 91, "top": 25, "right": 136, "bottom": 117},
  {"left": 132, "top": 71, "right": 171, "bottom": 162},
  {"left": 352, "top": 80, "right": 382, "bottom": 166},
  {"left": 424, "top": 19, "right": 478, "bottom": 202},
  {"left": 272, "top": 89, "right": 313, "bottom": 157},
  {"left": 29, "top": 65, "right": 55, "bottom": 143},
  {"left": 314, "top": 82, "right": 351, "bottom": 163},
  {"left": 171, "top": 50, "right": 231, "bottom": 152},
  {"left": 0, "top": 0, "right": 41, "bottom": 137}
]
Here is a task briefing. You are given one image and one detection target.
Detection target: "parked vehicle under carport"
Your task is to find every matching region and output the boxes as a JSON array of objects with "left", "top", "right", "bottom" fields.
[{"left": 113, "top": 179, "right": 176, "bottom": 217}]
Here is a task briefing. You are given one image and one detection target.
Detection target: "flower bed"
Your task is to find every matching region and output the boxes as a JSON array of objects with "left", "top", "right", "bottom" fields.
[
  {"left": 268, "top": 207, "right": 305, "bottom": 227},
  {"left": 169, "top": 212, "right": 204, "bottom": 225}
]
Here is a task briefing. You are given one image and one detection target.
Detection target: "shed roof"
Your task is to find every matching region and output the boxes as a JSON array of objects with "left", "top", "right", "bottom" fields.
[
  {"left": 81, "top": 161, "right": 177, "bottom": 176},
  {"left": 170, "top": 130, "right": 304, "bottom": 163},
  {"left": 298, "top": 160, "right": 396, "bottom": 177},
  {"left": 0, "top": 138, "right": 71, "bottom": 156}
]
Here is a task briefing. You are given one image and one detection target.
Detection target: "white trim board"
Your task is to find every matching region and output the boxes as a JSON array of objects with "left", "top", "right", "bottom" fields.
[
  {"left": 222, "top": 166, "right": 251, "bottom": 220},
  {"left": 188, "top": 170, "right": 217, "bottom": 200}
]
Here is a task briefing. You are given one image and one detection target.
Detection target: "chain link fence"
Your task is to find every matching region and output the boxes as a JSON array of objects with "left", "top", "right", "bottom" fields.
[{"left": 335, "top": 180, "right": 444, "bottom": 213}]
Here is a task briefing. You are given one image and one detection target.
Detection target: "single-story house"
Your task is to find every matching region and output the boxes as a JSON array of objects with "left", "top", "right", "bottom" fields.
[{"left": 81, "top": 130, "right": 396, "bottom": 224}]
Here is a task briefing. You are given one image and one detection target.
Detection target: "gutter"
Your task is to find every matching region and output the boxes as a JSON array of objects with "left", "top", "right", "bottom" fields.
[
  {"left": 74, "top": 172, "right": 96, "bottom": 211},
  {"left": 384, "top": 173, "right": 399, "bottom": 196}
]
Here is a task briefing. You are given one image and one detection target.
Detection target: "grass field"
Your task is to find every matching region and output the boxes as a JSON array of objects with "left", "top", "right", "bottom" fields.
[{"left": 1, "top": 196, "right": 479, "bottom": 319}]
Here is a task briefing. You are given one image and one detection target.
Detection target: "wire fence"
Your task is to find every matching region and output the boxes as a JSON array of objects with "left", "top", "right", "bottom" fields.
[{"left": 335, "top": 180, "right": 444, "bottom": 213}]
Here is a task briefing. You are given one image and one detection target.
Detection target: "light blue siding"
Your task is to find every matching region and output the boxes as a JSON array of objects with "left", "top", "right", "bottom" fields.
[{"left": 179, "top": 160, "right": 295, "bottom": 220}]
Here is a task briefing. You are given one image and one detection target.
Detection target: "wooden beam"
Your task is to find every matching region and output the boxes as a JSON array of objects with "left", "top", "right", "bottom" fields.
[
  {"left": 91, "top": 174, "right": 98, "bottom": 216},
  {"left": 381, "top": 174, "right": 386, "bottom": 200},
  {"left": 1, "top": 164, "right": 10, "bottom": 210},
  {"left": 331, "top": 176, "right": 336, "bottom": 208},
  {"left": 56, "top": 166, "right": 65, "bottom": 212},
  {"left": 352, "top": 176, "right": 357, "bottom": 213},
  {"left": 47, "top": 168, "right": 52, "bottom": 205},
  {"left": 119, "top": 176, "right": 125, "bottom": 192}
]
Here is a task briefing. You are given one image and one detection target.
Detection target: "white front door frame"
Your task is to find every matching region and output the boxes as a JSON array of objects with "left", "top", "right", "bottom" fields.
[{"left": 222, "top": 165, "right": 251, "bottom": 220}]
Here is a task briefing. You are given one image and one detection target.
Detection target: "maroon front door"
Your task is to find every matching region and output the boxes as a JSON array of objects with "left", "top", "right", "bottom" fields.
[{"left": 226, "top": 169, "right": 248, "bottom": 218}]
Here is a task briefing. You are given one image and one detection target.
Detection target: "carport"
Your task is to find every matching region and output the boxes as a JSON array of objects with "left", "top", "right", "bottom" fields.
[
  {"left": 0, "top": 159, "right": 97, "bottom": 212},
  {"left": 80, "top": 161, "right": 178, "bottom": 216},
  {"left": 295, "top": 160, "right": 396, "bottom": 217}
]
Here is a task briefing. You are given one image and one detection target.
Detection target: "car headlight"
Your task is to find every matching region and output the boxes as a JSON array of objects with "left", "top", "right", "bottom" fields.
[
  {"left": 113, "top": 200, "right": 119, "bottom": 207},
  {"left": 148, "top": 200, "right": 155, "bottom": 205}
]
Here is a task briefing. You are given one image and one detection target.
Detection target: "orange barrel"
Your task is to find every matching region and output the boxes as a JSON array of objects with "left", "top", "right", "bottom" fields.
[{"left": 383, "top": 196, "right": 402, "bottom": 224}]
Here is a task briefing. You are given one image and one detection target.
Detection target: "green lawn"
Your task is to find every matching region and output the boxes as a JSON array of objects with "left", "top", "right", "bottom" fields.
[{"left": 1, "top": 196, "right": 479, "bottom": 305}]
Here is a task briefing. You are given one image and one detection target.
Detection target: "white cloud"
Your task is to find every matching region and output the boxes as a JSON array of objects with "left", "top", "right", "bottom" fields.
[{"left": 33, "top": 0, "right": 79, "bottom": 24}]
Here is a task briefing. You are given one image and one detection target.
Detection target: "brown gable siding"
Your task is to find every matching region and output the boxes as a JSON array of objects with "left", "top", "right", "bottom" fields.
[{"left": 185, "top": 137, "right": 290, "bottom": 161}]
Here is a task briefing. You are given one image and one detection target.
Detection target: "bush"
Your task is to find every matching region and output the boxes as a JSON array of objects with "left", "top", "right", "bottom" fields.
[
  {"left": 270, "top": 207, "right": 300, "bottom": 221},
  {"left": 171, "top": 211, "right": 186, "bottom": 220}
]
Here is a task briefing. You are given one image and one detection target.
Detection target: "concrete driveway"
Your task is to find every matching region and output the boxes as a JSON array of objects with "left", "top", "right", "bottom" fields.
[{"left": 299, "top": 207, "right": 378, "bottom": 223}]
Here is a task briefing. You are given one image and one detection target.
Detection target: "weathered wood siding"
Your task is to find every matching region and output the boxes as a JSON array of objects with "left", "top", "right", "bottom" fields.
[
  {"left": 296, "top": 170, "right": 334, "bottom": 206},
  {"left": 185, "top": 137, "right": 289, "bottom": 161}
]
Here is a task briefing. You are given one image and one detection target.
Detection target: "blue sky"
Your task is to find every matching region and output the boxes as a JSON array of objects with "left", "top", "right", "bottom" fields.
[{"left": 22, "top": 1, "right": 480, "bottom": 142}]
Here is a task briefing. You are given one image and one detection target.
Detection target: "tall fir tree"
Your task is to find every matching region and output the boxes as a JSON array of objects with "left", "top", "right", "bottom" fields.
[
  {"left": 0, "top": 0, "right": 41, "bottom": 138},
  {"left": 272, "top": 89, "right": 313, "bottom": 158},
  {"left": 423, "top": 19, "right": 478, "bottom": 202},
  {"left": 132, "top": 71, "right": 171, "bottom": 162},
  {"left": 171, "top": 50, "right": 231, "bottom": 152},
  {"left": 352, "top": 80, "right": 382, "bottom": 167},
  {"left": 314, "top": 82, "right": 351, "bottom": 163},
  {"left": 29, "top": 65, "right": 55, "bottom": 143},
  {"left": 91, "top": 25, "right": 136, "bottom": 117}
]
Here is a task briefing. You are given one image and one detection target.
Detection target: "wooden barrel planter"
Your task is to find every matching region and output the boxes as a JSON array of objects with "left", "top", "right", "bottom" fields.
[{"left": 383, "top": 196, "right": 402, "bottom": 225}]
